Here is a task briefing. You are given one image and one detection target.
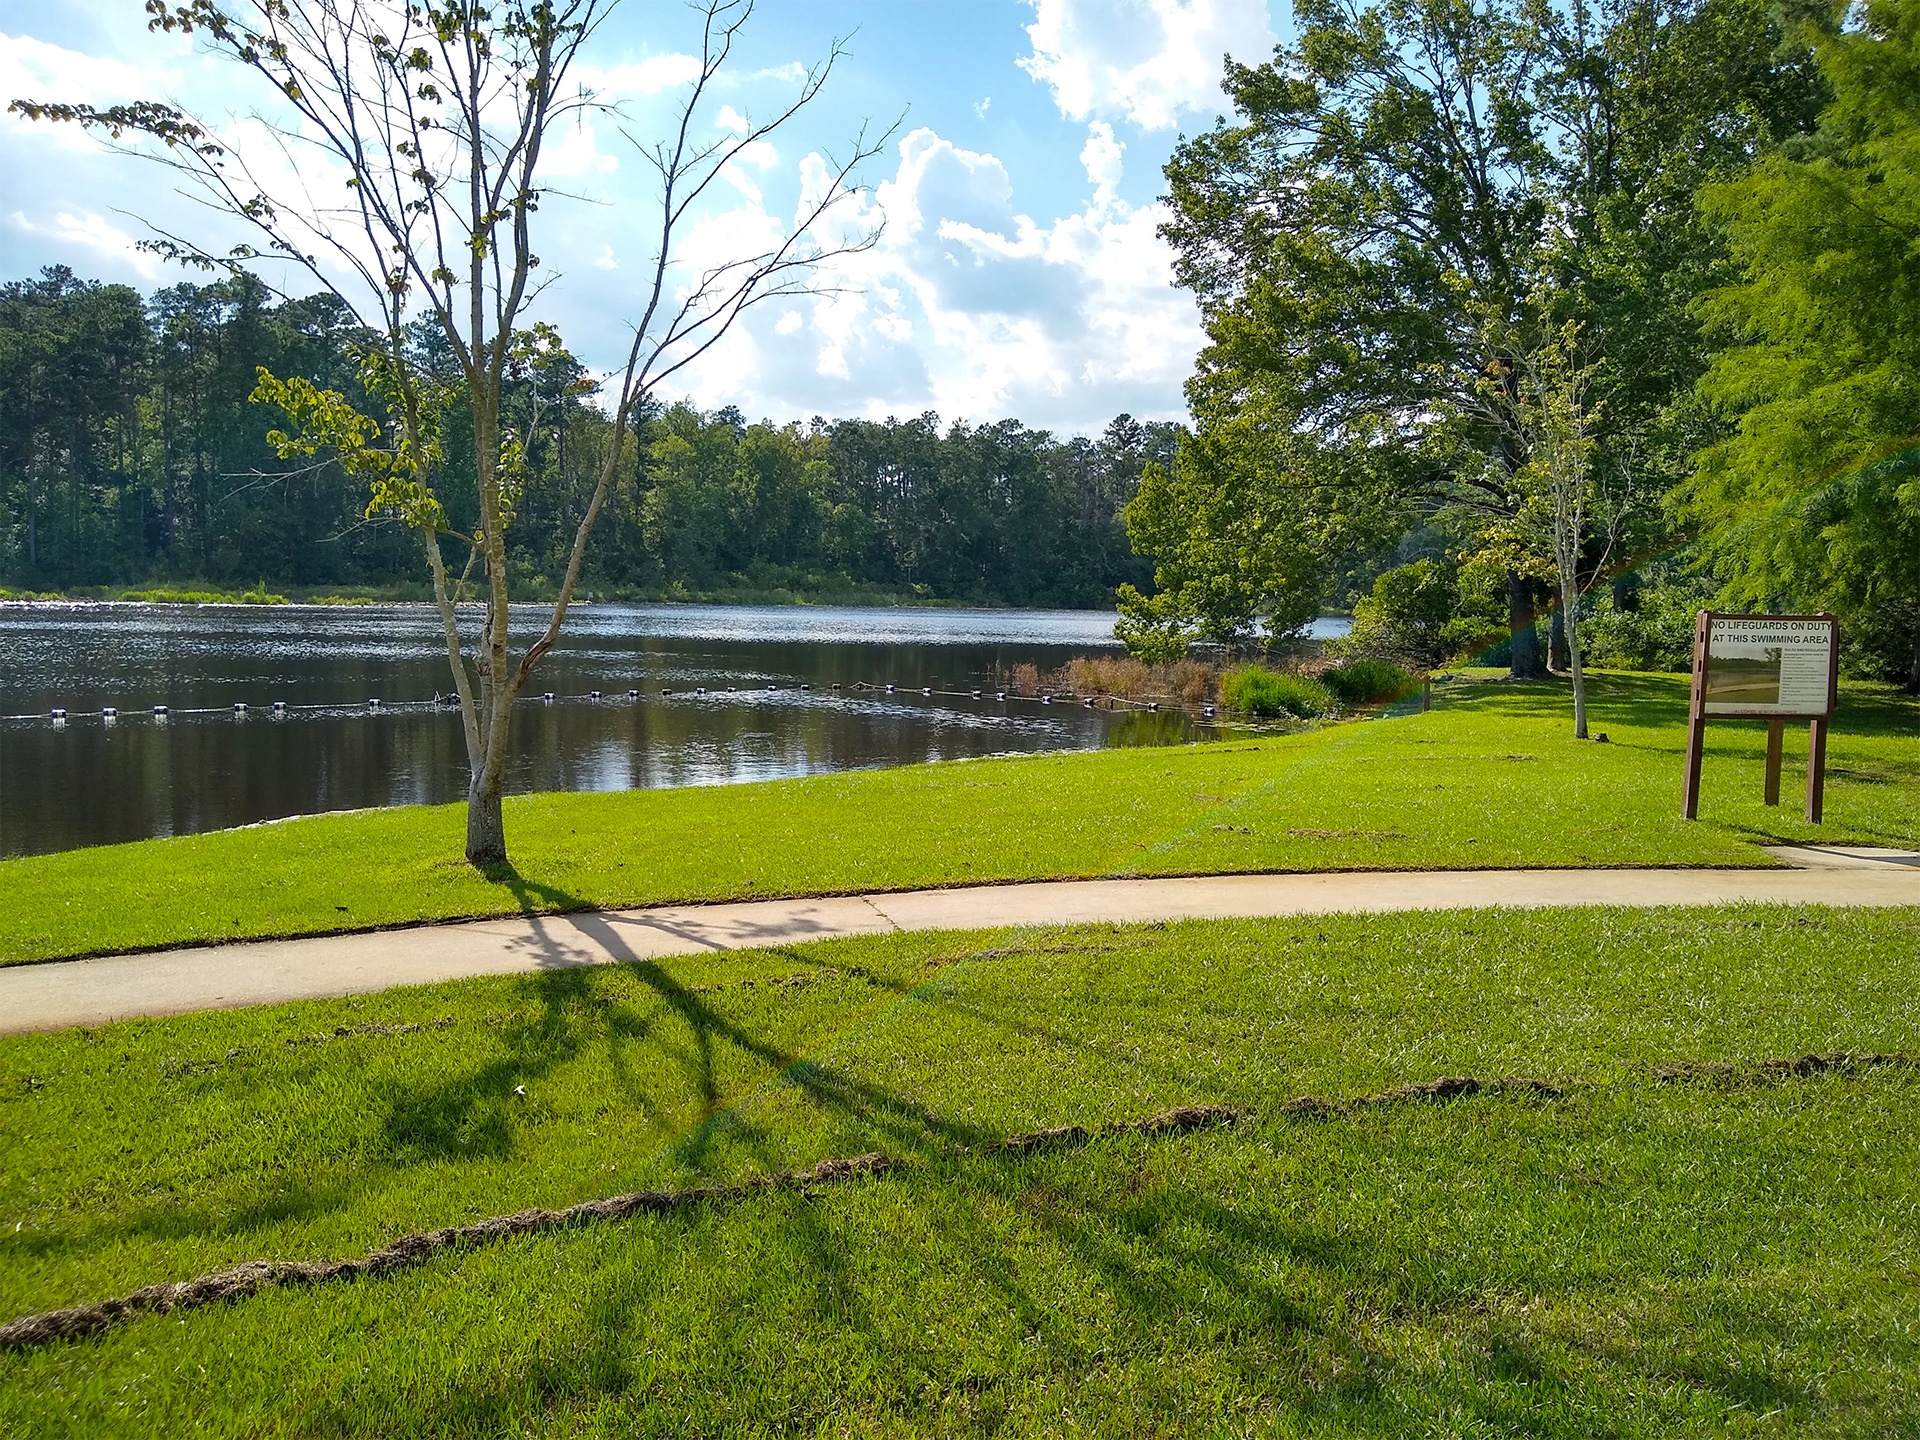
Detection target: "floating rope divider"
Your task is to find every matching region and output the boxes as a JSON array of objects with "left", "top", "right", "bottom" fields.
[{"left": 4, "top": 682, "right": 1225, "bottom": 730}]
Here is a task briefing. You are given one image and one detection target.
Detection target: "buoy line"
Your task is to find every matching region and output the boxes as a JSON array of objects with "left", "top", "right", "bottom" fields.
[{"left": 4, "top": 684, "right": 1200, "bottom": 728}]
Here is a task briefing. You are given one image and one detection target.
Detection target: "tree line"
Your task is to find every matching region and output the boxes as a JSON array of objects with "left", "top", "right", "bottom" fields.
[
  {"left": 0, "top": 266, "right": 1166, "bottom": 607},
  {"left": 1122, "top": 0, "right": 1920, "bottom": 692}
]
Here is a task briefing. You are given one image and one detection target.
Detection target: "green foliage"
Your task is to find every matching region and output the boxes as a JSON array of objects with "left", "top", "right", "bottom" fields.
[
  {"left": 1220, "top": 666, "right": 1333, "bottom": 718},
  {"left": 1150, "top": 0, "right": 1821, "bottom": 678},
  {"left": 118, "top": 586, "right": 287, "bottom": 605},
  {"left": 3, "top": 908, "right": 1919, "bottom": 1432},
  {"left": 1117, "top": 430, "right": 1356, "bottom": 659},
  {"left": 1321, "top": 659, "right": 1418, "bottom": 706},
  {"left": 1580, "top": 576, "right": 1714, "bottom": 672},
  {"left": 1342, "top": 561, "right": 1461, "bottom": 667},
  {"left": 1687, "top": 0, "right": 1920, "bottom": 686}
]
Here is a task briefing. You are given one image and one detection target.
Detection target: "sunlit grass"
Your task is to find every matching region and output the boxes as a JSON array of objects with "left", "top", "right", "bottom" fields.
[
  {"left": 2, "top": 670, "right": 1915, "bottom": 966},
  {"left": 1, "top": 905, "right": 1917, "bottom": 1434}
]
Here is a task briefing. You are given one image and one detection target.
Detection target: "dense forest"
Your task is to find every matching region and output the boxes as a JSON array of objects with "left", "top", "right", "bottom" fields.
[{"left": 0, "top": 267, "right": 1168, "bottom": 607}]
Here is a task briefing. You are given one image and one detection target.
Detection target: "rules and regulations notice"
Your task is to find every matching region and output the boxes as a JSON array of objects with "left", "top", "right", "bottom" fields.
[
  {"left": 1699, "top": 615, "right": 1838, "bottom": 718},
  {"left": 1684, "top": 611, "right": 1839, "bottom": 824}
]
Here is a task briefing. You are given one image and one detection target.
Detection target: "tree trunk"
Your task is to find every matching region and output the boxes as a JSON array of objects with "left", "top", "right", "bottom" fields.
[
  {"left": 1549, "top": 607, "right": 1570, "bottom": 672},
  {"left": 465, "top": 773, "right": 507, "bottom": 867},
  {"left": 1507, "top": 571, "right": 1545, "bottom": 678},
  {"left": 1909, "top": 603, "right": 1920, "bottom": 694},
  {"left": 1561, "top": 573, "right": 1588, "bottom": 739}
]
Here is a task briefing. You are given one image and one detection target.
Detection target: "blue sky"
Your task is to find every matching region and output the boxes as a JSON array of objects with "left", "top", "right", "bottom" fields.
[{"left": 1, "top": 0, "right": 1284, "bottom": 434}]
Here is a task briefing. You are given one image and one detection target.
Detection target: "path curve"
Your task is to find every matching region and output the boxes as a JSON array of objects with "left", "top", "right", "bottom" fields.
[{"left": 5, "top": 846, "right": 1917, "bottom": 1035}]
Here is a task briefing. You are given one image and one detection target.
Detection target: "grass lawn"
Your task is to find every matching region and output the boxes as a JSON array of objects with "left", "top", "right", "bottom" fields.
[
  {"left": 2, "top": 905, "right": 1918, "bottom": 1434},
  {"left": 3, "top": 671, "right": 1917, "bottom": 965}
]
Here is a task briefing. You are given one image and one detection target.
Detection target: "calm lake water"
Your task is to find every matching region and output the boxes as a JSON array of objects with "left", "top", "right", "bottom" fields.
[{"left": 0, "top": 602, "right": 1350, "bottom": 859}]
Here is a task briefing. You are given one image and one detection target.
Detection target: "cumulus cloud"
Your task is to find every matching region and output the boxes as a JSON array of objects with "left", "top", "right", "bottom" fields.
[
  {"left": 7, "top": 209, "right": 166, "bottom": 279},
  {"left": 668, "top": 123, "right": 1203, "bottom": 432},
  {"left": 0, "top": 30, "right": 180, "bottom": 150},
  {"left": 1019, "top": 0, "right": 1275, "bottom": 131}
]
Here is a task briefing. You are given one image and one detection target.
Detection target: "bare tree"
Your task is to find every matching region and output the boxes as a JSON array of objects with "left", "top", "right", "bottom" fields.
[{"left": 14, "top": 0, "right": 883, "bottom": 864}]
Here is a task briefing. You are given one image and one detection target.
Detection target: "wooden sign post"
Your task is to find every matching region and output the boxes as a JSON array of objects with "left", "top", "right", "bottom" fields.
[{"left": 1683, "top": 613, "right": 1840, "bottom": 822}]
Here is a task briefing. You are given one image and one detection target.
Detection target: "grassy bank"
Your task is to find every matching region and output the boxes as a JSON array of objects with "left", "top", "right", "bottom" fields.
[
  {"left": 3, "top": 672, "right": 1917, "bottom": 965},
  {"left": 2, "top": 905, "right": 1917, "bottom": 1433}
]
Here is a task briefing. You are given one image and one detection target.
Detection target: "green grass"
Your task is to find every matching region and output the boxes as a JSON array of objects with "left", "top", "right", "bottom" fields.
[
  {"left": 1, "top": 905, "right": 1917, "bottom": 1434},
  {"left": 2, "top": 671, "right": 1916, "bottom": 966},
  {"left": 5, "top": 671, "right": 1917, "bottom": 966},
  {"left": 115, "top": 586, "right": 290, "bottom": 605}
]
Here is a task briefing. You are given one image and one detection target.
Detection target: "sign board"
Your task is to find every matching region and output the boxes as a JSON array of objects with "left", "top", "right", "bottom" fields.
[
  {"left": 1699, "top": 615, "right": 1838, "bottom": 718},
  {"left": 1683, "top": 612, "right": 1839, "bottom": 823}
]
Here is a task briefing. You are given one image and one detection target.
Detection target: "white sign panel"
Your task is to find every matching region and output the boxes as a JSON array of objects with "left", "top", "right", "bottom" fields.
[{"left": 1703, "top": 617, "right": 1835, "bottom": 716}]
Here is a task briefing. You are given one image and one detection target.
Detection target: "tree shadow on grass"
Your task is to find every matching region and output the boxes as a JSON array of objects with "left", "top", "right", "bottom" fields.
[
  {"left": 473, "top": 859, "right": 590, "bottom": 916},
  {"left": 295, "top": 1106, "right": 1838, "bottom": 1439}
]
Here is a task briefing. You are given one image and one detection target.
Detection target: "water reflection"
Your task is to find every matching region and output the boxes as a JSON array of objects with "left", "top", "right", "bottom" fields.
[{"left": 0, "top": 602, "right": 1346, "bottom": 858}]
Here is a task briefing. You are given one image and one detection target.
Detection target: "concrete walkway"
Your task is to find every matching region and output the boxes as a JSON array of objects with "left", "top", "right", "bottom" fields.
[{"left": 4, "top": 846, "right": 1918, "bottom": 1035}]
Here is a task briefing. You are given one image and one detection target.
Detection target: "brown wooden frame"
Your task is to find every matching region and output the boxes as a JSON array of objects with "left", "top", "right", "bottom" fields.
[{"left": 1683, "top": 612, "right": 1840, "bottom": 823}]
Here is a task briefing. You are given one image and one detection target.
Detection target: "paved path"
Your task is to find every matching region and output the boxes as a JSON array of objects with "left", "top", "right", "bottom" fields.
[{"left": 4, "top": 846, "right": 1918, "bottom": 1035}]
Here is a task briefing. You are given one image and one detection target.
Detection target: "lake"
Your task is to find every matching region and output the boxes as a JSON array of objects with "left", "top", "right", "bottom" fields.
[{"left": 0, "top": 602, "right": 1349, "bottom": 859}]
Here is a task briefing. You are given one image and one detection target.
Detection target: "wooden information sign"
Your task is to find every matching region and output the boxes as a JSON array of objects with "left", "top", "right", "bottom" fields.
[{"left": 1683, "top": 613, "right": 1839, "bottom": 822}]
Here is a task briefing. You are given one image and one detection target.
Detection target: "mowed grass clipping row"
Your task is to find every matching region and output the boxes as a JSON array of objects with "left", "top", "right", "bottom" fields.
[
  {"left": 5, "top": 673, "right": 1918, "bottom": 965},
  {"left": 1, "top": 905, "right": 1917, "bottom": 1434}
]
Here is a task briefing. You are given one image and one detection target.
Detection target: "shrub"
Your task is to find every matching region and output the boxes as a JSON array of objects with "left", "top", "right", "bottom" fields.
[
  {"left": 1220, "top": 666, "right": 1333, "bottom": 718},
  {"left": 1065, "top": 655, "right": 1152, "bottom": 698},
  {"left": 1168, "top": 659, "right": 1217, "bottom": 706},
  {"left": 1341, "top": 560, "right": 1457, "bottom": 666},
  {"left": 1322, "top": 659, "right": 1417, "bottom": 705},
  {"left": 120, "top": 587, "right": 288, "bottom": 605}
]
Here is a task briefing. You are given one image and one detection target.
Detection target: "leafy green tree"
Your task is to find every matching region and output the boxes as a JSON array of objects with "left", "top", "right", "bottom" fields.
[
  {"left": 1118, "top": 423, "right": 1374, "bottom": 659},
  {"left": 1146, "top": 0, "right": 1820, "bottom": 674},
  {"left": 1687, "top": 0, "right": 1920, "bottom": 687},
  {"left": 1342, "top": 558, "right": 1461, "bottom": 668}
]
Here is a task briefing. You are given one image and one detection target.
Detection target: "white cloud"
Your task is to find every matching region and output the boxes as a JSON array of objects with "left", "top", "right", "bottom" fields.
[
  {"left": 1080, "top": 121, "right": 1124, "bottom": 208},
  {"left": 670, "top": 124, "right": 1203, "bottom": 431},
  {"left": 7, "top": 209, "right": 165, "bottom": 279},
  {"left": 0, "top": 30, "right": 183, "bottom": 152},
  {"left": 974, "top": 96, "right": 992, "bottom": 119},
  {"left": 575, "top": 52, "right": 702, "bottom": 99},
  {"left": 1019, "top": 0, "right": 1275, "bottom": 131}
]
